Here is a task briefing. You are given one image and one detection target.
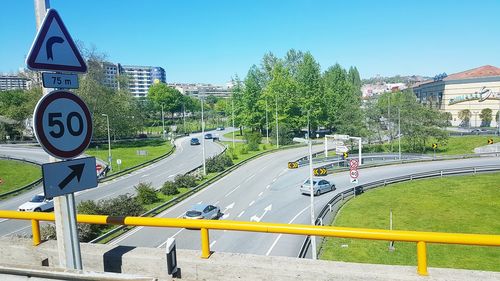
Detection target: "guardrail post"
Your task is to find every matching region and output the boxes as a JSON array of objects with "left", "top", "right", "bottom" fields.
[
  {"left": 328, "top": 204, "right": 332, "bottom": 212},
  {"left": 200, "top": 227, "right": 211, "bottom": 259},
  {"left": 416, "top": 241, "right": 428, "bottom": 276},
  {"left": 473, "top": 167, "right": 476, "bottom": 175},
  {"left": 31, "top": 219, "right": 41, "bottom": 246},
  {"left": 341, "top": 193, "right": 344, "bottom": 201},
  {"left": 440, "top": 170, "right": 443, "bottom": 178}
]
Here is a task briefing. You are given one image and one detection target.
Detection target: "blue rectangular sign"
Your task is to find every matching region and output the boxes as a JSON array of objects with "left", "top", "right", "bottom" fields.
[
  {"left": 42, "top": 73, "right": 79, "bottom": 89},
  {"left": 42, "top": 157, "right": 98, "bottom": 198}
]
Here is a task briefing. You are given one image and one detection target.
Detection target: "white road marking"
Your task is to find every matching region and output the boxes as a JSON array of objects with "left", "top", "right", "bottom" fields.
[
  {"left": 2, "top": 225, "right": 31, "bottom": 237},
  {"left": 109, "top": 226, "right": 145, "bottom": 245},
  {"left": 250, "top": 204, "right": 272, "bottom": 222},
  {"left": 244, "top": 174, "right": 256, "bottom": 182},
  {"left": 221, "top": 213, "right": 230, "bottom": 220},
  {"left": 258, "top": 192, "right": 263, "bottom": 197},
  {"left": 237, "top": 210, "right": 245, "bottom": 218},
  {"left": 265, "top": 205, "right": 310, "bottom": 256},
  {"left": 266, "top": 185, "right": 270, "bottom": 189},
  {"left": 167, "top": 174, "right": 175, "bottom": 178},
  {"left": 197, "top": 201, "right": 203, "bottom": 204},
  {"left": 0, "top": 219, "right": 9, "bottom": 223},
  {"left": 225, "top": 185, "right": 241, "bottom": 197},
  {"left": 223, "top": 202, "right": 235, "bottom": 212},
  {"left": 157, "top": 228, "right": 185, "bottom": 248},
  {"left": 214, "top": 200, "right": 220, "bottom": 205},
  {"left": 272, "top": 178, "right": 277, "bottom": 183},
  {"left": 248, "top": 200, "right": 255, "bottom": 207},
  {"left": 141, "top": 174, "right": 150, "bottom": 178},
  {"left": 210, "top": 240, "right": 217, "bottom": 248}
]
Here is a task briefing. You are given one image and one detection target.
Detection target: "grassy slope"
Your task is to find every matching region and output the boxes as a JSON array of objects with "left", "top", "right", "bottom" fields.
[
  {"left": 0, "top": 160, "right": 41, "bottom": 194},
  {"left": 86, "top": 139, "right": 173, "bottom": 174},
  {"left": 319, "top": 173, "right": 500, "bottom": 271}
]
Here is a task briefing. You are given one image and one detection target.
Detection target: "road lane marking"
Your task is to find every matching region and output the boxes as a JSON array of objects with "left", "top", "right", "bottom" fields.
[
  {"left": 265, "top": 205, "right": 309, "bottom": 256},
  {"left": 224, "top": 185, "right": 241, "bottom": 197},
  {"left": 258, "top": 192, "right": 263, "bottom": 197},
  {"left": 157, "top": 228, "right": 185, "bottom": 248},
  {"left": 0, "top": 219, "right": 9, "bottom": 223},
  {"left": 266, "top": 184, "right": 270, "bottom": 189},
  {"left": 237, "top": 211, "right": 245, "bottom": 218},
  {"left": 244, "top": 174, "right": 256, "bottom": 182},
  {"left": 210, "top": 240, "right": 217, "bottom": 248},
  {"left": 248, "top": 200, "right": 255, "bottom": 207},
  {"left": 141, "top": 174, "right": 150, "bottom": 178},
  {"left": 221, "top": 213, "right": 230, "bottom": 220},
  {"left": 109, "top": 226, "right": 145, "bottom": 245},
  {"left": 2, "top": 225, "right": 31, "bottom": 238},
  {"left": 272, "top": 178, "right": 277, "bottom": 183}
]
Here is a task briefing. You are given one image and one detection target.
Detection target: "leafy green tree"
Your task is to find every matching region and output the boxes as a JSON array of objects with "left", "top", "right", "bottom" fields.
[
  {"left": 0, "top": 88, "right": 41, "bottom": 140},
  {"left": 458, "top": 109, "right": 471, "bottom": 128},
  {"left": 296, "top": 52, "right": 323, "bottom": 131},
  {"left": 147, "top": 83, "right": 184, "bottom": 117},
  {"left": 479, "top": 108, "right": 492, "bottom": 127},
  {"left": 134, "top": 182, "right": 158, "bottom": 205}
]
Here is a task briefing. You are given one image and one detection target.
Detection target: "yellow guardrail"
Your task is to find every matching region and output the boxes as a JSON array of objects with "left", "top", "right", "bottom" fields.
[{"left": 1, "top": 210, "right": 499, "bottom": 276}]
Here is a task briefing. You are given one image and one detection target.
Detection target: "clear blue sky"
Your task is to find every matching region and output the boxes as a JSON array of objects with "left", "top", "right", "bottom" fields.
[{"left": 1, "top": 0, "right": 499, "bottom": 84}]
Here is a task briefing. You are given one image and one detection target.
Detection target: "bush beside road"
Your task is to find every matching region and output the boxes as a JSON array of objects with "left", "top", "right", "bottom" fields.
[
  {"left": 319, "top": 173, "right": 500, "bottom": 272},
  {"left": 0, "top": 160, "right": 41, "bottom": 194}
]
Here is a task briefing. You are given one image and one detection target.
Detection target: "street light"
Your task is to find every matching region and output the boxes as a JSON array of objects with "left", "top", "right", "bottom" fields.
[
  {"left": 101, "top": 114, "right": 112, "bottom": 171},
  {"left": 161, "top": 104, "right": 166, "bottom": 139},
  {"left": 292, "top": 136, "right": 316, "bottom": 260},
  {"left": 275, "top": 94, "right": 279, "bottom": 148},
  {"left": 398, "top": 108, "right": 401, "bottom": 160},
  {"left": 201, "top": 94, "right": 206, "bottom": 175},
  {"left": 232, "top": 97, "right": 235, "bottom": 149}
]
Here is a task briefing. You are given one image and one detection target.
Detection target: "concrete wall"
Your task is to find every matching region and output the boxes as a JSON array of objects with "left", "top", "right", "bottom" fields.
[{"left": 0, "top": 237, "right": 498, "bottom": 281}]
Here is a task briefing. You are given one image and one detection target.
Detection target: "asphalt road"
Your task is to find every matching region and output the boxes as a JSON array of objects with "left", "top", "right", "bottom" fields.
[
  {"left": 0, "top": 129, "right": 228, "bottom": 237},
  {"left": 111, "top": 149, "right": 500, "bottom": 258}
]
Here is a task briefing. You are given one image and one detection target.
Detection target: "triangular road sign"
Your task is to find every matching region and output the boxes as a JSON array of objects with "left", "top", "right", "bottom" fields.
[{"left": 26, "top": 9, "right": 87, "bottom": 73}]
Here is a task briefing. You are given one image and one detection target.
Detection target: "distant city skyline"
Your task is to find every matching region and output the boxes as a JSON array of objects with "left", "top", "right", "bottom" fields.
[{"left": 1, "top": 0, "right": 499, "bottom": 84}]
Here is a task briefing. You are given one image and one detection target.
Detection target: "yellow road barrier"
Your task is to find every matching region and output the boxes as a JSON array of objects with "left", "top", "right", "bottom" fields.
[{"left": 1, "top": 210, "right": 499, "bottom": 276}]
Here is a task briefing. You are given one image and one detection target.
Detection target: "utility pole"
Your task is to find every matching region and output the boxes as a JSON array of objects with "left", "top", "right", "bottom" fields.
[
  {"left": 33, "top": 0, "right": 82, "bottom": 270},
  {"left": 275, "top": 94, "right": 279, "bottom": 148},
  {"left": 201, "top": 94, "right": 206, "bottom": 175},
  {"left": 308, "top": 138, "right": 317, "bottom": 260},
  {"left": 232, "top": 98, "right": 235, "bottom": 148},
  {"left": 388, "top": 94, "right": 392, "bottom": 152},
  {"left": 265, "top": 99, "right": 269, "bottom": 144},
  {"left": 398, "top": 108, "right": 401, "bottom": 160},
  {"left": 161, "top": 104, "right": 165, "bottom": 139},
  {"left": 183, "top": 103, "right": 186, "bottom": 135}
]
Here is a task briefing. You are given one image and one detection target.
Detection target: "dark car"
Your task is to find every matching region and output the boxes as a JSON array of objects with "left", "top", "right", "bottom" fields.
[
  {"left": 204, "top": 133, "right": 213, "bottom": 139},
  {"left": 190, "top": 138, "right": 200, "bottom": 145}
]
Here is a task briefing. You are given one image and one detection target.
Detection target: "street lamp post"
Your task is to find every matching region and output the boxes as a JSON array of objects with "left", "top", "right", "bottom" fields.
[
  {"left": 232, "top": 98, "right": 235, "bottom": 148},
  {"left": 265, "top": 99, "right": 269, "bottom": 144},
  {"left": 275, "top": 94, "right": 279, "bottom": 148},
  {"left": 161, "top": 104, "right": 165, "bottom": 139},
  {"left": 102, "top": 114, "right": 112, "bottom": 171},
  {"left": 398, "top": 108, "right": 401, "bottom": 160},
  {"left": 293, "top": 137, "right": 316, "bottom": 260},
  {"left": 201, "top": 94, "right": 206, "bottom": 175}
]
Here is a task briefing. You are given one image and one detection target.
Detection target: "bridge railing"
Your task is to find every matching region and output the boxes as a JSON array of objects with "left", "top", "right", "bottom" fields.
[{"left": 0, "top": 210, "right": 499, "bottom": 276}]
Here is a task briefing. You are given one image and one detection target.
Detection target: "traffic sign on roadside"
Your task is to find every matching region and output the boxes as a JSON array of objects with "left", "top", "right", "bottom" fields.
[
  {"left": 350, "top": 169, "right": 359, "bottom": 179},
  {"left": 488, "top": 138, "right": 494, "bottom": 145},
  {"left": 26, "top": 9, "right": 87, "bottom": 73},
  {"left": 349, "top": 159, "right": 359, "bottom": 169},
  {"left": 42, "top": 157, "right": 98, "bottom": 198},
  {"left": 432, "top": 143, "right": 438, "bottom": 149},
  {"left": 33, "top": 90, "right": 93, "bottom": 159},
  {"left": 42, "top": 72, "right": 79, "bottom": 89},
  {"left": 333, "top": 134, "right": 350, "bottom": 140},
  {"left": 313, "top": 167, "right": 328, "bottom": 176},
  {"left": 288, "top": 162, "right": 299, "bottom": 169}
]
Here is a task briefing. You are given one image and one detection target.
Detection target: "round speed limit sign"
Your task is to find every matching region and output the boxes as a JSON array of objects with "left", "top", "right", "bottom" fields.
[{"left": 33, "top": 90, "right": 92, "bottom": 159}]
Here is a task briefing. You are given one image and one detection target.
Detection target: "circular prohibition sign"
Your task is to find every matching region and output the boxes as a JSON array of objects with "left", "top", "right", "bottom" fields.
[{"left": 33, "top": 90, "right": 93, "bottom": 159}]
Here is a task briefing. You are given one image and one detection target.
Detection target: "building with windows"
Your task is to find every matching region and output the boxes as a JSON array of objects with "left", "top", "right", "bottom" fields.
[
  {"left": 0, "top": 75, "right": 30, "bottom": 91},
  {"left": 102, "top": 62, "right": 120, "bottom": 89},
  {"left": 168, "top": 83, "right": 232, "bottom": 98},
  {"left": 120, "top": 65, "right": 166, "bottom": 97},
  {"left": 413, "top": 65, "right": 500, "bottom": 128}
]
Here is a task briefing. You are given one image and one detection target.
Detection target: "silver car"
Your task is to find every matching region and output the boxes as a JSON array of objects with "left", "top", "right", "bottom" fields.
[
  {"left": 300, "top": 178, "right": 335, "bottom": 196},
  {"left": 183, "top": 204, "right": 221, "bottom": 219}
]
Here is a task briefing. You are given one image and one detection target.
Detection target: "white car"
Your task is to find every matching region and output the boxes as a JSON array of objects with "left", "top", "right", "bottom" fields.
[
  {"left": 18, "top": 193, "right": 54, "bottom": 212},
  {"left": 300, "top": 178, "right": 335, "bottom": 196},
  {"left": 183, "top": 204, "right": 221, "bottom": 220}
]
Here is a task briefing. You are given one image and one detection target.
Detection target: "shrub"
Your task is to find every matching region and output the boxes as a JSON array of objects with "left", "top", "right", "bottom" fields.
[
  {"left": 227, "top": 147, "right": 238, "bottom": 160},
  {"left": 134, "top": 182, "right": 159, "bottom": 205},
  {"left": 40, "top": 224, "right": 56, "bottom": 241},
  {"left": 161, "top": 181, "right": 179, "bottom": 196},
  {"left": 206, "top": 153, "right": 234, "bottom": 173},
  {"left": 174, "top": 174, "right": 197, "bottom": 188},
  {"left": 239, "top": 145, "right": 248, "bottom": 155},
  {"left": 77, "top": 200, "right": 101, "bottom": 215},
  {"left": 244, "top": 132, "right": 262, "bottom": 151},
  {"left": 100, "top": 194, "right": 145, "bottom": 217}
]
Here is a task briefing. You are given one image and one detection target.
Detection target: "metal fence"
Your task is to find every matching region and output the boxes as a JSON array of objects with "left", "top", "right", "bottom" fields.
[{"left": 298, "top": 164, "right": 500, "bottom": 258}]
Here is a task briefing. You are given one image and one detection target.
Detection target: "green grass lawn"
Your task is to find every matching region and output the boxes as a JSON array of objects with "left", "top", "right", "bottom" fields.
[
  {"left": 86, "top": 139, "right": 173, "bottom": 174},
  {"left": 434, "top": 136, "right": 500, "bottom": 155},
  {"left": 222, "top": 141, "right": 277, "bottom": 164},
  {"left": 0, "top": 160, "right": 41, "bottom": 194},
  {"left": 223, "top": 130, "right": 245, "bottom": 140},
  {"left": 320, "top": 173, "right": 500, "bottom": 271}
]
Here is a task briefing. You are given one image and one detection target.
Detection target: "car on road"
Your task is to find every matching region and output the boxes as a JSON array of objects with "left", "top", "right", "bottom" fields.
[
  {"left": 18, "top": 193, "right": 53, "bottom": 212},
  {"left": 183, "top": 204, "right": 221, "bottom": 219},
  {"left": 216, "top": 126, "right": 225, "bottom": 131},
  {"left": 300, "top": 178, "right": 335, "bottom": 196},
  {"left": 190, "top": 137, "right": 200, "bottom": 145},
  {"left": 204, "top": 133, "right": 213, "bottom": 139}
]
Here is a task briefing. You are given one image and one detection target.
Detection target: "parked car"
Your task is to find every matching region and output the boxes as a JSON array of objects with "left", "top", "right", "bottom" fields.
[
  {"left": 183, "top": 204, "right": 221, "bottom": 220},
  {"left": 190, "top": 137, "right": 200, "bottom": 145},
  {"left": 300, "top": 178, "right": 335, "bottom": 196},
  {"left": 204, "top": 133, "right": 213, "bottom": 139},
  {"left": 18, "top": 193, "right": 53, "bottom": 212}
]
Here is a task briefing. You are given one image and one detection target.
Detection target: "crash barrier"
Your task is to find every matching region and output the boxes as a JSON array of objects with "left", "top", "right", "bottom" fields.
[
  {"left": 0, "top": 210, "right": 499, "bottom": 276},
  {"left": 298, "top": 164, "right": 500, "bottom": 266}
]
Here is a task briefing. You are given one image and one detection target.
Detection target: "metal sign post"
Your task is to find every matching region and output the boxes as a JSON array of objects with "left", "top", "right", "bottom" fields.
[{"left": 30, "top": 1, "right": 89, "bottom": 270}]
